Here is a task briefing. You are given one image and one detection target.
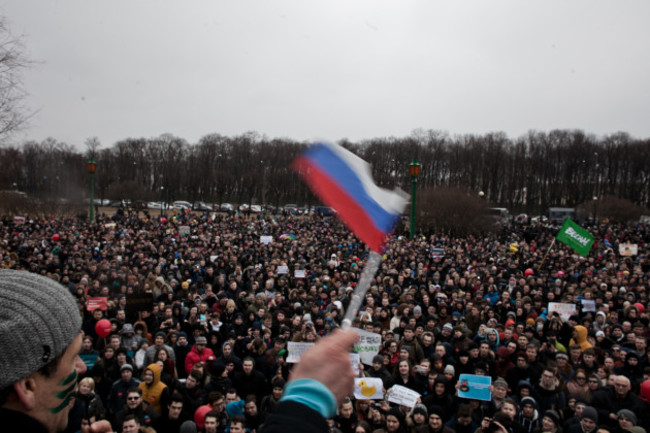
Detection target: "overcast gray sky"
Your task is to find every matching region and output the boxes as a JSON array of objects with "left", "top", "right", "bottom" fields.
[{"left": 3, "top": 1, "right": 649, "bottom": 150}]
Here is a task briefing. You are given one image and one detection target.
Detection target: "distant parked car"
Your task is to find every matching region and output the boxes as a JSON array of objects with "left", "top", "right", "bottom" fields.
[
  {"left": 109, "top": 200, "right": 131, "bottom": 208},
  {"left": 192, "top": 201, "right": 212, "bottom": 211},
  {"left": 172, "top": 201, "right": 192, "bottom": 210},
  {"left": 148, "top": 201, "right": 168, "bottom": 210},
  {"left": 220, "top": 203, "right": 234, "bottom": 212}
]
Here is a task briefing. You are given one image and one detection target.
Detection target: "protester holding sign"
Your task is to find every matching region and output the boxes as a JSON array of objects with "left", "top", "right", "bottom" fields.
[{"left": 262, "top": 330, "right": 359, "bottom": 433}]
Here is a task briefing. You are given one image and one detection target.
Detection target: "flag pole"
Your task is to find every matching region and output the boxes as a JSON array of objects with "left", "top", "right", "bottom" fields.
[
  {"left": 341, "top": 250, "right": 382, "bottom": 330},
  {"left": 537, "top": 238, "right": 556, "bottom": 272}
]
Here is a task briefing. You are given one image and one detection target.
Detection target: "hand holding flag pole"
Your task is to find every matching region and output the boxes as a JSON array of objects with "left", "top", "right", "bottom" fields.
[
  {"left": 291, "top": 142, "right": 408, "bottom": 329},
  {"left": 539, "top": 219, "right": 594, "bottom": 270}
]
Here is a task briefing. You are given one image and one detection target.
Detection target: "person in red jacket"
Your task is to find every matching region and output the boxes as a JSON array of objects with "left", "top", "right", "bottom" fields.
[{"left": 184, "top": 336, "right": 215, "bottom": 375}]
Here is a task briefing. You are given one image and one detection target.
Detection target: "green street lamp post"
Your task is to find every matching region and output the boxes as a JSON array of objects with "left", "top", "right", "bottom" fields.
[
  {"left": 87, "top": 159, "right": 96, "bottom": 223},
  {"left": 409, "top": 158, "right": 421, "bottom": 240}
]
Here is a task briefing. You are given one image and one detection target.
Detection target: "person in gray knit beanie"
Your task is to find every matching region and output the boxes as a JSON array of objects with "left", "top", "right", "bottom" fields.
[{"left": 0, "top": 269, "right": 110, "bottom": 433}]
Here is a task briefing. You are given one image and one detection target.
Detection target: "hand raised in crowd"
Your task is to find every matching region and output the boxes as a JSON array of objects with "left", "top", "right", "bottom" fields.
[{"left": 288, "top": 328, "right": 359, "bottom": 405}]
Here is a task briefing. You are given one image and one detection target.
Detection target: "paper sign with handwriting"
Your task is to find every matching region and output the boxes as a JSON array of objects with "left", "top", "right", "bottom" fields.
[
  {"left": 353, "top": 328, "right": 382, "bottom": 365},
  {"left": 387, "top": 385, "right": 420, "bottom": 408}
]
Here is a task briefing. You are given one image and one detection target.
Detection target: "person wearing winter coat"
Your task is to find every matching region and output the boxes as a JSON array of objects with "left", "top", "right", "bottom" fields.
[
  {"left": 533, "top": 367, "right": 566, "bottom": 416},
  {"left": 515, "top": 397, "right": 541, "bottom": 433},
  {"left": 184, "top": 336, "right": 216, "bottom": 374},
  {"left": 120, "top": 323, "right": 142, "bottom": 354},
  {"left": 107, "top": 364, "right": 141, "bottom": 416},
  {"left": 569, "top": 326, "right": 593, "bottom": 352},
  {"left": 138, "top": 363, "right": 170, "bottom": 415}
]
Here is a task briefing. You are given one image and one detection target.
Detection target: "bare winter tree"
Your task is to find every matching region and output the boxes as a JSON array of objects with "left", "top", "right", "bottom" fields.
[
  {"left": 0, "top": 17, "right": 33, "bottom": 141},
  {"left": 85, "top": 136, "right": 101, "bottom": 159}
]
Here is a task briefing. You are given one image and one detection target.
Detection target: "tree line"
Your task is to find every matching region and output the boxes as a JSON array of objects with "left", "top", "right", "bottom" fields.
[{"left": 0, "top": 128, "right": 648, "bottom": 215}]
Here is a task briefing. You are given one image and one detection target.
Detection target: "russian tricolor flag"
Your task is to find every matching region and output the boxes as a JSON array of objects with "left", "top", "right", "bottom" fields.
[{"left": 291, "top": 142, "right": 408, "bottom": 252}]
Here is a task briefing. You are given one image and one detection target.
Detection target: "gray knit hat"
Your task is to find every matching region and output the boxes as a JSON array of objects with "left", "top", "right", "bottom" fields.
[
  {"left": 617, "top": 409, "right": 637, "bottom": 425},
  {"left": 0, "top": 269, "right": 82, "bottom": 388}
]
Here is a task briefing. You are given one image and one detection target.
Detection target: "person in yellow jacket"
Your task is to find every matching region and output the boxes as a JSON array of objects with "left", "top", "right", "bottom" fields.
[
  {"left": 138, "top": 363, "right": 170, "bottom": 415},
  {"left": 569, "top": 325, "right": 593, "bottom": 351}
]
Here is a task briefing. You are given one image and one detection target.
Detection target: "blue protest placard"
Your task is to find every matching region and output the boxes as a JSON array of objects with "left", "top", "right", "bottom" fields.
[{"left": 457, "top": 374, "right": 492, "bottom": 401}]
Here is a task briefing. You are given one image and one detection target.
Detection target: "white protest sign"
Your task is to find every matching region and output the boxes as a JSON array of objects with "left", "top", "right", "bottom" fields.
[
  {"left": 179, "top": 225, "right": 190, "bottom": 236},
  {"left": 287, "top": 342, "right": 360, "bottom": 374},
  {"left": 260, "top": 236, "right": 273, "bottom": 245},
  {"left": 350, "top": 353, "right": 360, "bottom": 376},
  {"left": 354, "top": 378, "right": 384, "bottom": 400},
  {"left": 581, "top": 299, "right": 596, "bottom": 312},
  {"left": 387, "top": 385, "right": 421, "bottom": 408},
  {"left": 619, "top": 243, "right": 638, "bottom": 256},
  {"left": 353, "top": 328, "right": 383, "bottom": 365},
  {"left": 277, "top": 265, "right": 289, "bottom": 274},
  {"left": 286, "top": 342, "right": 314, "bottom": 363},
  {"left": 294, "top": 269, "right": 306, "bottom": 279},
  {"left": 548, "top": 302, "right": 577, "bottom": 322}
]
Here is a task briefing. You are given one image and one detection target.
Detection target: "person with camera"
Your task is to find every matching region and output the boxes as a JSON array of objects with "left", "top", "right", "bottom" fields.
[{"left": 477, "top": 412, "right": 521, "bottom": 433}]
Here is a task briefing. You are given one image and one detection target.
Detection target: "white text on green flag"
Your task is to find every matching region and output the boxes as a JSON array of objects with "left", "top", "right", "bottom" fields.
[{"left": 555, "top": 219, "right": 594, "bottom": 257}]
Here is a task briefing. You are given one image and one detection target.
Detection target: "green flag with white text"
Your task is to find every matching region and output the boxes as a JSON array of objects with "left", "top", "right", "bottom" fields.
[{"left": 556, "top": 218, "right": 594, "bottom": 257}]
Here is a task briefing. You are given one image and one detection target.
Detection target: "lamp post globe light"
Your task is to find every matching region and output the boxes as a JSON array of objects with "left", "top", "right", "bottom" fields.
[
  {"left": 87, "top": 159, "right": 96, "bottom": 223},
  {"left": 409, "top": 158, "right": 421, "bottom": 240},
  {"left": 160, "top": 186, "right": 165, "bottom": 217}
]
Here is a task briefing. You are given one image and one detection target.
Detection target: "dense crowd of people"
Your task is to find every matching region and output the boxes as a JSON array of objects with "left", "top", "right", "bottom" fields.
[{"left": 1, "top": 207, "right": 649, "bottom": 433}]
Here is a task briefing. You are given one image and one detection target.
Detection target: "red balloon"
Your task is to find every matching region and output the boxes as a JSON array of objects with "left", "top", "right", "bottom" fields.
[
  {"left": 95, "top": 319, "right": 112, "bottom": 338},
  {"left": 160, "top": 217, "right": 167, "bottom": 224},
  {"left": 52, "top": 233, "right": 60, "bottom": 241},
  {"left": 194, "top": 404, "right": 212, "bottom": 430},
  {"left": 524, "top": 268, "right": 534, "bottom": 277}
]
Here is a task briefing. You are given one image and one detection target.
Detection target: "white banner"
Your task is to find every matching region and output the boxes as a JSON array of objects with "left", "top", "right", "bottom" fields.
[
  {"left": 548, "top": 302, "right": 577, "bottom": 322},
  {"left": 354, "top": 378, "right": 384, "bottom": 400},
  {"left": 277, "top": 265, "right": 288, "bottom": 274},
  {"left": 387, "top": 385, "right": 421, "bottom": 408},
  {"left": 294, "top": 269, "right": 306, "bottom": 279},
  {"left": 619, "top": 243, "right": 638, "bottom": 256},
  {"left": 350, "top": 353, "right": 360, "bottom": 376},
  {"left": 353, "top": 329, "right": 383, "bottom": 365},
  {"left": 287, "top": 342, "right": 360, "bottom": 374},
  {"left": 581, "top": 299, "right": 596, "bottom": 312},
  {"left": 260, "top": 236, "right": 273, "bottom": 245},
  {"left": 286, "top": 342, "right": 314, "bottom": 363}
]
